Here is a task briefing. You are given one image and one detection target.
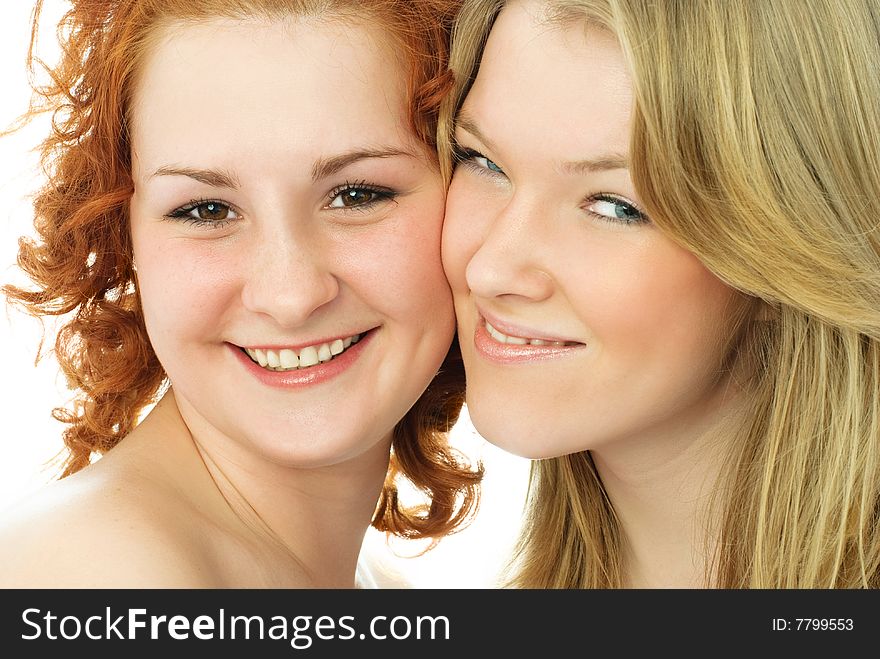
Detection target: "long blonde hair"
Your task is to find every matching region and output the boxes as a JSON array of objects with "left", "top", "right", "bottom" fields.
[{"left": 440, "top": 0, "right": 880, "bottom": 587}]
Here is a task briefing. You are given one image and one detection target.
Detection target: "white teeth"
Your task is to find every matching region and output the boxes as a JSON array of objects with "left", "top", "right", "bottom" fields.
[
  {"left": 298, "top": 346, "right": 319, "bottom": 367},
  {"left": 317, "top": 343, "right": 332, "bottom": 362},
  {"left": 486, "top": 323, "right": 508, "bottom": 344},
  {"left": 279, "top": 349, "right": 298, "bottom": 369},
  {"left": 244, "top": 333, "right": 363, "bottom": 372},
  {"left": 485, "top": 321, "right": 574, "bottom": 347}
]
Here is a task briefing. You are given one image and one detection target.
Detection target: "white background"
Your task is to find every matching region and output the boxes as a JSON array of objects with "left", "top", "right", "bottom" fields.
[{"left": 0, "top": 1, "right": 531, "bottom": 588}]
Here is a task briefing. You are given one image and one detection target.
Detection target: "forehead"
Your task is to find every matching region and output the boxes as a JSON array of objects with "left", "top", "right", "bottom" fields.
[
  {"left": 129, "top": 17, "right": 412, "bottom": 166},
  {"left": 462, "top": 1, "right": 632, "bottom": 159}
]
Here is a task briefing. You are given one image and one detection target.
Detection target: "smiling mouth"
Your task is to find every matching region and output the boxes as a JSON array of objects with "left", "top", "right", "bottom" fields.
[
  {"left": 242, "top": 333, "right": 363, "bottom": 372},
  {"left": 484, "top": 321, "right": 581, "bottom": 347}
]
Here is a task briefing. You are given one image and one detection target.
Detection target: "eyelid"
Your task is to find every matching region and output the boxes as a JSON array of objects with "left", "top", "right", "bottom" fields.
[
  {"left": 452, "top": 143, "right": 507, "bottom": 178},
  {"left": 324, "top": 180, "right": 398, "bottom": 212},
  {"left": 326, "top": 180, "right": 394, "bottom": 200},
  {"left": 584, "top": 193, "right": 649, "bottom": 225},
  {"left": 164, "top": 198, "right": 242, "bottom": 227}
]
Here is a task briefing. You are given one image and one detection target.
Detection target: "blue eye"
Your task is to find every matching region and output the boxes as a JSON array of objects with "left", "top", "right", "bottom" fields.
[
  {"left": 473, "top": 154, "right": 503, "bottom": 173},
  {"left": 455, "top": 146, "right": 505, "bottom": 176},
  {"left": 585, "top": 194, "right": 647, "bottom": 225},
  {"left": 166, "top": 199, "right": 240, "bottom": 227}
]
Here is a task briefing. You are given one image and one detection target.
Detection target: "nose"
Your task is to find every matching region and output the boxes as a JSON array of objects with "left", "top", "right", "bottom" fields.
[
  {"left": 241, "top": 227, "right": 339, "bottom": 327},
  {"left": 465, "top": 196, "right": 554, "bottom": 302}
]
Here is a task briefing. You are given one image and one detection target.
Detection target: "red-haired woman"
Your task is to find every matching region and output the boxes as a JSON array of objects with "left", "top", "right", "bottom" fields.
[{"left": 0, "top": 0, "right": 480, "bottom": 588}]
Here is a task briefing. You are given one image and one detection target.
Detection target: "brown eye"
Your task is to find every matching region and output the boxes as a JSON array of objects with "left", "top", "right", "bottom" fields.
[
  {"left": 326, "top": 183, "right": 394, "bottom": 210},
  {"left": 195, "top": 201, "right": 233, "bottom": 221},
  {"left": 329, "top": 188, "right": 378, "bottom": 208},
  {"left": 166, "top": 200, "right": 240, "bottom": 225}
]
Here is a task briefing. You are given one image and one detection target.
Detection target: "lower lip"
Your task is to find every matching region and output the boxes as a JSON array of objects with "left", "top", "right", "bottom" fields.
[
  {"left": 472, "top": 323, "right": 583, "bottom": 364},
  {"left": 230, "top": 330, "right": 374, "bottom": 389}
]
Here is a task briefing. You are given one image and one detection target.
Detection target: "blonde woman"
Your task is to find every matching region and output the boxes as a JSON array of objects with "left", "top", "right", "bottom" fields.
[{"left": 439, "top": 0, "right": 880, "bottom": 587}]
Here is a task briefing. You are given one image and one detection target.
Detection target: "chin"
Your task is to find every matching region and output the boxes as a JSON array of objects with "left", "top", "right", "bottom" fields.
[
  {"left": 466, "top": 404, "right": 549, "bottom": 460},
  {"left": 259, "top": 437, "right": 380, "bottom": 469},
  {"left": 467, "top": 398, "right": 606, "bottom": 460}
]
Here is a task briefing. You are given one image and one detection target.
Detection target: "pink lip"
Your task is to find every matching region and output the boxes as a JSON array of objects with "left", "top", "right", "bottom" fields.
[
  {"left": 229, "top": 329, "right": 374, "bottom": 389},
  {"left": 477, "top": 308, "right": 581, "bottom": 345},
  {"left": 472, "top": 322, "right": 584, "bottom": 364}
]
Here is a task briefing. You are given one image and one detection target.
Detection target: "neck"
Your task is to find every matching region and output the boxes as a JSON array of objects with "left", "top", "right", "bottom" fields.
[
  {"left": 148, "top": 389, "right": 390, "bottom": 587},
  {"left": 591, "top": 386, "right": 747, "bottom": 588}
]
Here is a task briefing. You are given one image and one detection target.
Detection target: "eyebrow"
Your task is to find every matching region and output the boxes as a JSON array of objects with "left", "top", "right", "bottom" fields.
[
  {"left": 150, "top": 147, "right": 417, "bottom": 188},
  {"left": 561, "top": 155, "right": 629, "bottom": 174},
  {"left": 456, "top": 111, "right": 630, "bottom": 173},
  {"left": 310, "top": 147, "right": 417, "bottom": 181},
  {"left": 150, "top": 166, "right": 240, "bottom": 188},
  {"left": 455, "top": 114, "right": 503, "bottom": 157}
]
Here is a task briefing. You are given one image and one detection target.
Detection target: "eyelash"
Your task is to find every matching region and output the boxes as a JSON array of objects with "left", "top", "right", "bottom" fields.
[
  {"left": 164, "top": 182, "right": 397, "bottom": 228},
  {"left": 584, "top": 194, "right": 648, "bottom": 225},
  {"left": 165, "top": 198, "right": 239, "bottom": 228},
  {"left": 452, "top": 145, "right": 505, "bottom": 178},
  {"left": 325, "top": 180, "right": 397, "bottom": 212},
  {"left": 453, "top": 143, "right": 648, "bottom": 226}
]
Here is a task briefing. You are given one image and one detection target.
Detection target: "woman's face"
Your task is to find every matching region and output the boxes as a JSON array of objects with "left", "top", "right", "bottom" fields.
[
  {"left": 129, "top": 17, "right": 454, "bottom": 467},
  {"left": 442, "top": 1, "right": 746, "bottom": 459}
]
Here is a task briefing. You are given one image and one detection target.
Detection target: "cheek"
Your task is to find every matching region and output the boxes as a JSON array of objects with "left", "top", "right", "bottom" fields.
[
  {"left": 643, "top": 251, "right": 737, "bottom": 349},
  {"left": 131, "top": 225, "right": 235, "bottom": 341},
  {"left": 660, "top": 269, "right": 741, "bottom": 366},
  {"left": 343, "top": 203, "right": 453, "bottom": 322},
  {"left": 441, "top": 175, "right": 482, "bottom": 292},
  {"left": 575, "top": 240, "right": 738, "bottom": 361}
]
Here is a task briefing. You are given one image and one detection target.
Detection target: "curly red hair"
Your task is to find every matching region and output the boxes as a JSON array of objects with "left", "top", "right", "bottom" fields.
[{"left": 5, "top": 0, "right": 481, "bottom": 541}]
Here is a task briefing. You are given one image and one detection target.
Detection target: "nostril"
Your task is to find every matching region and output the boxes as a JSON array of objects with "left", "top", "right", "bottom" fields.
[{"left": 240, "top": 268, "right": 340, "bottom": 327}]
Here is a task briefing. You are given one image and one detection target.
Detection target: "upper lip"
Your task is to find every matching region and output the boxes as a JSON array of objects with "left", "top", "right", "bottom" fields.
[
  {"left": 477, "top": 307, "right": 584, "bottom": 345},
  {"left": 235, "top": 327, "right": 375, "bottom": 351}
]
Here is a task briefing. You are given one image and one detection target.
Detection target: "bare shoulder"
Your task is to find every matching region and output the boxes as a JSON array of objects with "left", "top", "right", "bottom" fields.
[{"left": 0, "top": 459, "right": 218, "bottom": 588}]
